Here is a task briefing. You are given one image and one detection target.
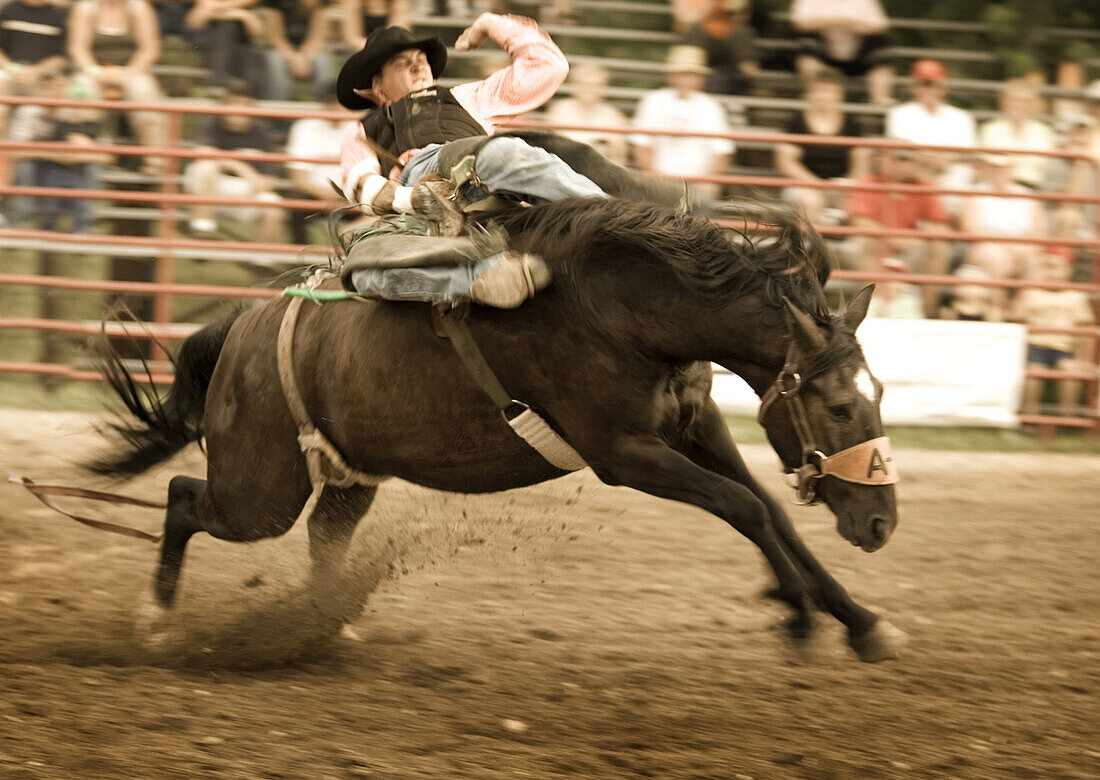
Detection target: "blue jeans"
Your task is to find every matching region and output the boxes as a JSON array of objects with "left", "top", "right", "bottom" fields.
[
  {"left": 349, "top": 260, "right": 486, "bottom": 304},
  {"left": 34, "top": 163, "right": 93, "bottom": 232},
  {"left": 400, "top": 136, "right": 607, "bottom": 202},
  {"left": 355, "top": 136, "right": 607, "bottom": 304},
  {"left": 261, "top": 50, "right": 335, "bottom": 102}
]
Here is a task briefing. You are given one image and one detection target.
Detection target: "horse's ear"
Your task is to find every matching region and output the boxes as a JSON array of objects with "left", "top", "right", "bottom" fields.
[
  {"left": 783, "top": 296, "right": 827, "bottom": 354},
  {"left": 841, "top": 284, "right": 875, "bottom": 333}
]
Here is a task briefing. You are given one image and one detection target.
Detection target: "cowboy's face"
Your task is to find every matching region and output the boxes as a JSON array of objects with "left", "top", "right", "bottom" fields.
[{"left": 372, "top": 48, "right": 434, "bottom": 104}]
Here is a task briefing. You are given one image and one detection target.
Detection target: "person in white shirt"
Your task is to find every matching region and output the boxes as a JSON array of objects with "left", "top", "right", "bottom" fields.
[
  {"left": 546, "top": 63, "right": 628, "bottom": 166},
  {"left": 885, "top": 59, "right": 975, "bottom": 219},
  {"left": 978, "top": 78, "right": 1055, "bottom": 190},
  {"left": 285, "top": 80, "right": 356, "bottom": 243},
  {"left": 631, "top": 45, "right": 733, "bottom": 197}
]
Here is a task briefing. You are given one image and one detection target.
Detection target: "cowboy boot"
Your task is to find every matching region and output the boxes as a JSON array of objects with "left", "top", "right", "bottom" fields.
[
  {"left": 410, "top": 174, "right": 465, "bottom": 237},
  {"left": 469, "top": 250, "right": 552, "bottom": 309}
]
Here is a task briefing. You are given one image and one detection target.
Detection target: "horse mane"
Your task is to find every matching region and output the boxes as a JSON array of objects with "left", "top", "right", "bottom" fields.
[{"left": 491, "top": 198, "right": 833, "bottom": 324}]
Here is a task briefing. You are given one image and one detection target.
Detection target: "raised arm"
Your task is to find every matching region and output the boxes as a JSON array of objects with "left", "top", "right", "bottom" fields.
[{"left": 451, "top": 14, "right": 569, "bottom": 130}]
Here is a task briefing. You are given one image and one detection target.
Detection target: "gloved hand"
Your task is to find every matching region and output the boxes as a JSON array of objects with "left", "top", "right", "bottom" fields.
[{"left": 410, "top": 174, "right": 465, "bottom": 237}]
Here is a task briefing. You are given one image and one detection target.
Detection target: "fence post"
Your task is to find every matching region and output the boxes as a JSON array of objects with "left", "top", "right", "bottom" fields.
[{"left": 152, "top": 112, "right": 182, "bottom": 363}]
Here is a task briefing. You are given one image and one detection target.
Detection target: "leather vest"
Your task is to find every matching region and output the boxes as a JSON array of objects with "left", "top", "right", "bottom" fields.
[{"left": 360, "top": 86, "right": 486, "bottom": 177}]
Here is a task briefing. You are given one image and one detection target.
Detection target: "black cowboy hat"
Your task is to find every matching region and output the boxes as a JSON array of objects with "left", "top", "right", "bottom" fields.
[{"left": 337, "top": 26, "right": 447, "bottom": 110}]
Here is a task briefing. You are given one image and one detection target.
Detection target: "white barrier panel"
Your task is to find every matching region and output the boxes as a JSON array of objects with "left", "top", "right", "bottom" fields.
[{"left": 711, "top": 318, "right": 1028, "bottom": 428}]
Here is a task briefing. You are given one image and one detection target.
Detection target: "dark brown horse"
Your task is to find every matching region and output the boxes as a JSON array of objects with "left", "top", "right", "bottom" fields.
[{"left": 95, "top": 198, "right": 906, "bottom": 662}]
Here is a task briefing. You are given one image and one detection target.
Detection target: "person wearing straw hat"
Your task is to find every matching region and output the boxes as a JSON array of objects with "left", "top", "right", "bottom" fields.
[{"left": 630, "top": 45, "right": 733, "bottom": 197}]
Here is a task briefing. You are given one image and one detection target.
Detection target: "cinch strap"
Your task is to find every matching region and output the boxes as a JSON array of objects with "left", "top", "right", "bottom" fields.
[
  {"left": 437, "top": 306, "right": 586, "bottom": 473},
  {"left": 277, "top": 289, "right": 391, "bottom": 525}
]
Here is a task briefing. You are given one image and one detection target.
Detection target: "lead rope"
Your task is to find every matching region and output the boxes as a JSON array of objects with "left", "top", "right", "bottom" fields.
[{"left": 277, "top": 294, "right": 390, "bottom": 527}]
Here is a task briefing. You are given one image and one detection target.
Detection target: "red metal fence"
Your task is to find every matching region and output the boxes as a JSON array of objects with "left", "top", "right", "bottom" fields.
[{"left": 1, "top": 95, "right": 1097, "bottom": 438}]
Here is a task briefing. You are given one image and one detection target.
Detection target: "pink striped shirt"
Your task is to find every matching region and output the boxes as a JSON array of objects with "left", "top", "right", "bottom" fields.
[{"left": 340, "top": 15, "right": 568, "bottom": 208}]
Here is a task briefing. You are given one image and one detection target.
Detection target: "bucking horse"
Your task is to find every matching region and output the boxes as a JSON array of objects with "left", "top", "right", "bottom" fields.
[{"left": 89, "top": 195, "right": 906, "bottom": 662}]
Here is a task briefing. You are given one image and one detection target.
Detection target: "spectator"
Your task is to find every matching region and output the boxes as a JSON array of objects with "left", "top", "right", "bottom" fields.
[
  {"left": 669, "top": 0, "right": 707, "bottom": 33},
  {"left": 1085, "top": 80, "right": 1100, "bottom": 161},
  {"left": 546, "top": 63, "right": 628, "bottom": 166},
  {"left": 939, "top": 264, "right": 1002, "bottom": 322},
  {"left": 537, "top": 0, "right": 575, "bottom": 26},
  {"left": 0, "top": 0, "right": 69, "bottom": 131},
  {"left": 979, "top": 79, "right": 1056, "bottom": 191},
  {"left": 961, "top": 154, "right": 1047, "bottom": 300},
  {"left": 865, "top": 257, "right": 924, "bottom": 319},
  {"left": 67, "top": 0, "right": 167, "bottom": 168},
  {"left": 680, "top": 0, "right": 759, "bottom": 96},
  {"left": 885, "top": 59, "right": 976, "bottom": 220},
  {"left": 184, "top": 78, "right": 283, "bottom": 238},
  {"left": 632, "top": 45, "right": 733, "bottom": 197},
  {"left": 1014, "top": 246, "right": 1095, "bottom": 419},
  {"left": 775, "top": 68, "right": 867, "bottom": 224},
  {"left": 14, "top": 72, "right": 111, "bottom": 232},
  {"left": 150, "top": 0, "right": 197, "bottom": 41},
  {"left": 1046, "top": 115, "right": 1097, "bottom": 243},
  {"left": 341, "top": 0, "right": 411, "bottom": 51},
  {"left": 848, "top": 148, "right": 949, "bottom": 316},
  {"left": 285, "top": 80, "right": 354, "bottom": 243},
  {"left": 789, "top": 0, "right": 893, "bottom": 105},
  {"left": 260, "top": 0, "right": 334, "bottom": 102},
  {"left": 185, "top": 0, "right": 264, "bottom": 93},
  {"left": 0, "top": 0, "right": 68, "bottom": 209}
]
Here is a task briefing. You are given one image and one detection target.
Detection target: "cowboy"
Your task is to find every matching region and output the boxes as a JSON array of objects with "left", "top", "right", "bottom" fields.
[{"left": 336, "top": 13, "right": 615, "bottom": 306}]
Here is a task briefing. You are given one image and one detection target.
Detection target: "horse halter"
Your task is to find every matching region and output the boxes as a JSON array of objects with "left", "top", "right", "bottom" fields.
[{"left": 757, "top": 362, "right": 899, "bottom": 506}]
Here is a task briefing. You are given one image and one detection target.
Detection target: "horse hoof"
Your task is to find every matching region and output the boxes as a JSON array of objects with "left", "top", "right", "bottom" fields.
[
  {"left": 134, "top": 589, "right": 175, "bottom": 651},
  {"left": 850, "top": 619, "right": 908, "bottom": 663},
  {"left": 784, "top": 612, "right": 815, "bottom": 642}
]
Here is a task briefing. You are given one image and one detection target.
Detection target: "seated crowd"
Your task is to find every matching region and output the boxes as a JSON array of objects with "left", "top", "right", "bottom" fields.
[{"left": 0, "top": 0, "right": 1096, "bottom": 384}]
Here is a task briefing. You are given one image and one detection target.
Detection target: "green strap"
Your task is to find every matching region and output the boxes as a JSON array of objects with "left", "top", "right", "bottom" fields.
[{"left": 438, "top": 307, "right": 514, "bottom": 412}]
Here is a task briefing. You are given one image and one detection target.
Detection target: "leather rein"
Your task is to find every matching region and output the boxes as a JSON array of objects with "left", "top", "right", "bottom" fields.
[{"left": 757, "top": 361, "right": 898, "bottom": 506}]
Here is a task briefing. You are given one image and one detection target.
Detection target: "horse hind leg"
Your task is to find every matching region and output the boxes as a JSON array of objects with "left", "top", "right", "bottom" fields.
[
  {"left": 306, "top": 483, "right": 377, "bottom": 580},
  {"left": 305, "top": 484, "right": 379, "bottom": 641},
  {"left": 134, "top": 475, "right": 208, "bottom": 648},
  {"left": 155, "top": 475, "right": 208, "bottom": 608}
]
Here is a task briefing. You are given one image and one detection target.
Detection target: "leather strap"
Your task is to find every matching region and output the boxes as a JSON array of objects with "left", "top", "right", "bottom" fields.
[
  {"left": 277, "top": 293, "right": 390, "bottom": 512},
  {"left": 10, "top": 475, "right": 164, "bottom": 542},
  {"left": 437, "top": 306, "right": 586, "bottom": 472}
]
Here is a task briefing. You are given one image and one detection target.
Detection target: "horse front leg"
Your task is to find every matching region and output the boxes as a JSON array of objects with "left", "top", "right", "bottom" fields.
[
  {"left": 676, "top": 402, "right": 907, "bottom": 662},
  {"left": 590, "top": 434, "right": 816, "bottom": 641}
]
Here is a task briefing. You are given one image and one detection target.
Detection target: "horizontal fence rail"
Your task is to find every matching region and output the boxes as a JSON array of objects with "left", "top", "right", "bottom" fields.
[{"left": 0, "top": 97, "right": 1097, "bottom": 436}]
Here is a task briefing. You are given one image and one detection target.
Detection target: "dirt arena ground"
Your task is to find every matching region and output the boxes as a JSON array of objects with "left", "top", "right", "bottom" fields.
[{"left": 0, "top": 410, "right": 1097, "bottom": 779}]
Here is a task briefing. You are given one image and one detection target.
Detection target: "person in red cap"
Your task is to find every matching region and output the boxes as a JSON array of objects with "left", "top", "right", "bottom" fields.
[{"left": 885, "top": 59, "right": 976, "bottom": 220}]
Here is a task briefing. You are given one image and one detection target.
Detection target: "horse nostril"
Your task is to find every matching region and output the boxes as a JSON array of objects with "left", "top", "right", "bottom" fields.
[{"left": 870, "top": 517, "right": 889, "bottom": 544}]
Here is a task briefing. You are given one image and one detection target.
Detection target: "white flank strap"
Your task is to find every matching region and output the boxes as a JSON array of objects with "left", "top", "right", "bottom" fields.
[{"left": 506, "top": 409, "right": 586, "bottom": 472}]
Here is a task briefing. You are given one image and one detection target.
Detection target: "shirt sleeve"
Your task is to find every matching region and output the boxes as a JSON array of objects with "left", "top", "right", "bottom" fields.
[
  {"left": 703, "top": 99, "right": 733, "bottom": 157},
  {"left": 340, "top": 120, "right": 381, "bottom": 200},
  {"left": 630, "top": 91, "right": 660, "bottom": 147},
  {"left": 922, "top": 192, "right": 948, "bottom": 224},
  {"left": 285, "top": 119, "right": 310, "bottom": 170},
  {"left": 848, "top": 188, "right": 876, "bottom": 221},
  {"left": 1074, "top": 292, "right": 1095, "bottom": 326},
  {"left": 450, "top": 15, "right": 569, "bottom": 132}
]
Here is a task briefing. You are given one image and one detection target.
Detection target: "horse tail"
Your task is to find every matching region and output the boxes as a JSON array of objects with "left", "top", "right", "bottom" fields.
[{"left": 89, "top": 309, "right": 245, "bottom": 477}]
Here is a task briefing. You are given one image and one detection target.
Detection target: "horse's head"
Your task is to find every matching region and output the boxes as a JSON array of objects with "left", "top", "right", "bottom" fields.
[{"left": 757, "top": 285, "right": 898, "bottom": 552}]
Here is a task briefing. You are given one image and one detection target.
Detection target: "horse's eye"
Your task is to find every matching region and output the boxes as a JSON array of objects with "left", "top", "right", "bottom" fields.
[{"left": 829, "top": 405, "right": 852, "bottom": 422}]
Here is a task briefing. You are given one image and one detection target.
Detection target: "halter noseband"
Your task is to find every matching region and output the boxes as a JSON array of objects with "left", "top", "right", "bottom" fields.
[{"left": 757, "top": 362, "right": 898, "bottom": 506}]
